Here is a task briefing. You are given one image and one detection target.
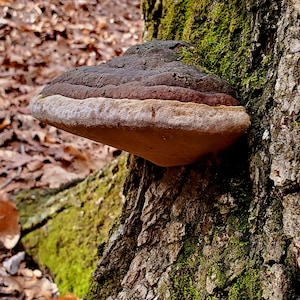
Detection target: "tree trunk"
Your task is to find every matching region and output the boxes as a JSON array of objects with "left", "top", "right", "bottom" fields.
[{"left": 86, "top": 0, "right": 300, "bottom": 299}]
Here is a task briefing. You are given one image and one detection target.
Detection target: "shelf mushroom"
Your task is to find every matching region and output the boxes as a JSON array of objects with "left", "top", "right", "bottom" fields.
[{"left": 30, "top": 40, "right": 251, "bottom": 167}]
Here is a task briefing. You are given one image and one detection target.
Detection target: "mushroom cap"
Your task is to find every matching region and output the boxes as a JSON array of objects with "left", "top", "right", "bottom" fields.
[
  {"left": 40, "top": 40, "right": 237, "bottom": 105},
  {"left": 30, "top": 40, "right": 251, "bottom": 166},
  {"left": 30, "top": 94, "right": 250, "bottom": 167}
]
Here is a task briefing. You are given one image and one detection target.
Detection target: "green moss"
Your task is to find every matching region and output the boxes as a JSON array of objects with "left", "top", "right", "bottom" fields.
[
  {"left": 159, "top": 0, "right": 191, "bottom": 40},
  {"left": 228, "top": 268, "right": 261, "bottom": 300},
  {"left": 188, "top": 0, "right": 252, "bottom": 86},
  {"left": 171, "top": 274, "right": 200, "bottom": 300},
  {"left": 178, "top": 46, "right": 210, "bottom": 71},
  {"left": 85, "top": 269, "right": 123, "bottom": 300},
  {"left": 169, "top": 238, "right": 201, "bottom": 300},
  {"left": 146, "top": 0, "right": 274, "bottom": 107},
  {"left": 19, "top": 155, "right": 128, "bottom": 297},
  {"left": 168, "top": 207, "right": 252, "bottom": 298},
  {"left": 293, "top": 120, "right": 300, "bottom": 132}
]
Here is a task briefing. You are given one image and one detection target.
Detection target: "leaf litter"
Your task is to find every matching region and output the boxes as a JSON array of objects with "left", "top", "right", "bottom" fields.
[{"left": 0, "top": 0, "right": 142, "bottom": 298}]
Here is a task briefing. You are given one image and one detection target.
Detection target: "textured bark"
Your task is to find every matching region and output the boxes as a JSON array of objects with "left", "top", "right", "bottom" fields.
[{"left": 86, "top": 0, "right": 300, "bottom": 299}]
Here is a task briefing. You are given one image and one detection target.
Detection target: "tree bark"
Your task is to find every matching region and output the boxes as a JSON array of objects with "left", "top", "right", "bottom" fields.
[{"left": 86, "top": 0, "right": 300, "bottom": 299}]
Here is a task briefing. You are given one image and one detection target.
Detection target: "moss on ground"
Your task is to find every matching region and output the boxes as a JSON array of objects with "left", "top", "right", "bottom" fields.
[{"left": 17, "top": 155, "right": 128, "bottom": 297}]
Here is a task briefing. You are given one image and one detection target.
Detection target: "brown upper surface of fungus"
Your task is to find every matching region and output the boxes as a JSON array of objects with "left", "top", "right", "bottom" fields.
[{"left": 30, "top": 40, "right": 251, "bottom": 167}]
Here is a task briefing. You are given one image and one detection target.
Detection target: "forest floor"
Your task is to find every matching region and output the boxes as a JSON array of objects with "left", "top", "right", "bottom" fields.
[{"left": 0, "top": 0, "right": 142, "bottom": 298}]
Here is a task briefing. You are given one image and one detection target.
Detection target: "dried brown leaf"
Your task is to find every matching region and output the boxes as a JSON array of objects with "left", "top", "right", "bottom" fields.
[
  {"left": 39, "top": 166, "right": 82, "bottom": 189},
  {"left": 0, "top": 117, "right": 11, "bottom": 130},
  {"left": 0, "top": 129, "right": 14, "bottom": 146},
  {"left": 0, "top": 194, "right": 20, "bottom": 249},
  {"left": 0, "top": 276, "right": 23, "bottom": 295}
]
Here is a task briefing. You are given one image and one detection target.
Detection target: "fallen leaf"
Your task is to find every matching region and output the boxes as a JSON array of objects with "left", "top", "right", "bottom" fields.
[
  {"left": 0, "top": 275, "right": 23, "bottom": 295},
  {"left": 63, "top": 144, "right": 90, "bottom": 161},
  {"left": 0, "top": 193, "right": 20, "bottom": 249},
  {"left": 3, "top": 251, "right": 25, "bottom": 275},
  {"left": 39, "top": 165, "right": 82, "bottom": 189},
  {"left": 0, "top": 129, "right": 14, "bottom": 146},
  {"left": 26, "top": 159, "right": 44, "bottom": 172},
  {"left": 0, "top": 116, "right": 11, "bottom": 130}
]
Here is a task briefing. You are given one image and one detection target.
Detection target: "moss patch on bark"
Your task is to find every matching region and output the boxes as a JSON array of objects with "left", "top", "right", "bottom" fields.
[{"left": 143, "top": 0, "right": 275, "bottom": 107}]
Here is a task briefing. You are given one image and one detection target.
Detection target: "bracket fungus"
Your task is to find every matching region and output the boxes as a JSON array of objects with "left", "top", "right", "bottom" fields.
[{"left": 30, "top": 40, "right": 250, "bottom": 167}]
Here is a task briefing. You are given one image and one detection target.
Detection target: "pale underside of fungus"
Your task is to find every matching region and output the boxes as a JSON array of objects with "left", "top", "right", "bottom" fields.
[{"left": 30, "top": 40, "right": 251, "bottom": 167}]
